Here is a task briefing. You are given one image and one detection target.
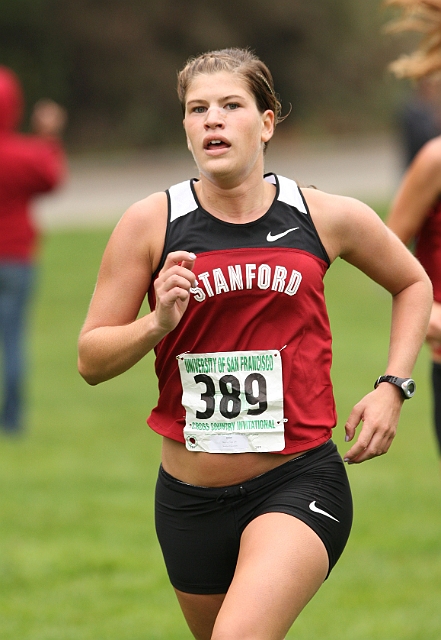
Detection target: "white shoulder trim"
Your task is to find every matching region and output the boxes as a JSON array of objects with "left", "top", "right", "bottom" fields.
[
  {"left": 265, "top": 174, "right": 307, "bottom": 214},
  {"left": 168, "top": 180, "right": 198, "bottom": 222}
]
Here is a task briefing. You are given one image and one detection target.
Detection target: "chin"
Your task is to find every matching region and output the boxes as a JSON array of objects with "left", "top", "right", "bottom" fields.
[{"left": 199, "top": 160, "right": 236, "bottom": 180}]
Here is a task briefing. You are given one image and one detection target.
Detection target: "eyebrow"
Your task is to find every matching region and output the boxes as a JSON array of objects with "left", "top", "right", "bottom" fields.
[{"left": 186, "top": 94, "right": 245, "bottom": 106}]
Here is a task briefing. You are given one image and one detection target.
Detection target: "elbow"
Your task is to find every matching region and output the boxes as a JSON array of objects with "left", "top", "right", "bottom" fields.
[
  {"left": 422, "top": 270, "right": 434, "bottom": 300},
  {"left": 77, "top": 332, "right": 107, "bottom": 385},
  {"left": 77, "top": 357, "right": 101, "bottom": 386},
  {"left": 77, "top": 346, "right": 108, "bottom": 385},
  {"left": 416, "top": 268, "right": 433, "bottom": 303},
  {"left": 416, "top": 270, "right": 434, "bottom": 320}
]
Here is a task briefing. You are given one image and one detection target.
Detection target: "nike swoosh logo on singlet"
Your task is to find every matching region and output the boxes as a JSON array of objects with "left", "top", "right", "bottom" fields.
[{"left": 266, "top": 227, "right": 299, "bottom": 242}]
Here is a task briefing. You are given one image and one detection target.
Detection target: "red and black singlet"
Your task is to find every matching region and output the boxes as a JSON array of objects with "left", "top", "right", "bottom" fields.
[
  {"left": 416, "top": 198, "right": 441, "bottom": 304},
  {"left": 147, "top": 174, "right": 337, "bottom": 454}
]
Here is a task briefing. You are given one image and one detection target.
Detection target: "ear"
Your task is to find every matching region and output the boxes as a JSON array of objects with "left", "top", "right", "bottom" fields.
[{"left": 261, "top": 110, "right": 275, "bottom": 144}]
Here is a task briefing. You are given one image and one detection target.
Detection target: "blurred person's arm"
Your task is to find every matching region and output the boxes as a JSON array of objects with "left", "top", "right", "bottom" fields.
[
  {"left": 387, "top": 136, "right": 441, "bottom": 243},
  {"left": 387, "top": 136, "right": 441, "bottom": 356},
  {"left": 21, "top": 99, "right": 68, "bottom": 193}
]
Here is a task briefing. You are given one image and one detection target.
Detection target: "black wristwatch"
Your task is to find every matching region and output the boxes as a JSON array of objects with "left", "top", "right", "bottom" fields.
[{"left": 374, "top": 375, "right": 416, "bottom": 399}]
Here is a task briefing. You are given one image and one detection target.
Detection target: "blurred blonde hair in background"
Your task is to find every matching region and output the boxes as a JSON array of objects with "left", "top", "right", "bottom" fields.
[{"left": 385, "top": 0, "right": 441, "bottom": 78}]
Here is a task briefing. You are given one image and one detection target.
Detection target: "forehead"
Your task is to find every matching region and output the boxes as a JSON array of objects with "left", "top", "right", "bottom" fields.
[{"left": 185, "top": 71, "right": 253, "bottom": 102}]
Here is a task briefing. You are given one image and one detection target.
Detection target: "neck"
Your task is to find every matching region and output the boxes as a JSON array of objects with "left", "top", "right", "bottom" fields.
[{"left": 194, "top": 171, "right": 275, "bottom": 224}]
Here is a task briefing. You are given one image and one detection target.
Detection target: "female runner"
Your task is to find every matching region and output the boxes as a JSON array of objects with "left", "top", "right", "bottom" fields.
[
  {"left": 78, "top": 48, "right": 432, "bottom": 640},
  {"left": 385, "top": 0, "right": 441, "bottom": 457}
]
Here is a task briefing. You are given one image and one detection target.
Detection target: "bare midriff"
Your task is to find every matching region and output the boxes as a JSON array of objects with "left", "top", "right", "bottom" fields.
[{"left": 161, "top": 437, "right": 309, "bottom": 487}]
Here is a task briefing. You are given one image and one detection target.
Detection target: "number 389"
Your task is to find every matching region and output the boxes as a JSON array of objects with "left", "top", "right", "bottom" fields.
[{"left": 194, "top": 372, "right": 268, "bottom": 420}]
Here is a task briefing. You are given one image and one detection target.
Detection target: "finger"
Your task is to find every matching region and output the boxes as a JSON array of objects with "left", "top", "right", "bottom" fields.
[
  {"left": 163, "top": 251, "right": 196, "bottom": 270},
  {"left": 181, "top": 255, "right": 197, "bottom": 272},
  {"left": 344, "top": 424, "right": 355, "bottom": 443},
  {"left": 161, "top": 287, "right": 191, "bottom": 305},
  {"left": 161, "top": 252, "right": 197, "bottom": 286},
  {"left": 156, "top": 274, "right": 194, "bottom": 297},
  {"left": 344, "top": 441, "right": 369, "bottom": 464},
  {"left": 344, "top": 404, "right": 363, "bottom": 443},
  {"left": 345, "top": 424, "right": 395, "bottom": 464},
  {"left": 347, "top": 441, "right": 389, "bottom": 465},
  {"left": 181, "top": 260, "right": 197, "bottom": 287},
  {"left": 344, "top": 424, "right": 373, "bottom": 464}
]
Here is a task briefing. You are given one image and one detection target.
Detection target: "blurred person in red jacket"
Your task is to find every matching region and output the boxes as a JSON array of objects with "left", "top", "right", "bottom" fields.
[{"left": 0, "top": 66, "right": 67, "bottom": 433}]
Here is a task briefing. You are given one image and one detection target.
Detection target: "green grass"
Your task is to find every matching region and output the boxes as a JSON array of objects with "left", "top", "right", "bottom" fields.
[{"left": 0, "top": 227, "right": 440, "bottom": 639}]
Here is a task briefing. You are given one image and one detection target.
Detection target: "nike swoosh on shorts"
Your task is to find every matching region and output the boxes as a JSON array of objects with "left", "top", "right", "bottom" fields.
[
  {"left": 266, "top": 227, "right": 299, "bottom": 242},
  {"left": 308, "top": 500, "right": 339, "bottom": 522}
]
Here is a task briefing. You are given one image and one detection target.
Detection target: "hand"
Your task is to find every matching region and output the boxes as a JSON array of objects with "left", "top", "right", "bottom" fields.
[
  {"left": 153, "top": 251, "right": 197, "bottom": 334},
  {"left": 31, "top": 99, "right": 67, "bottom": 136},
  {"left": 343, "top": 383, "right": 403, "bottom": 464}
]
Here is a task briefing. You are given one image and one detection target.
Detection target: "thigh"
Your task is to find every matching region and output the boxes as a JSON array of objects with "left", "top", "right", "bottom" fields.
[
  {"left": 174, "top": 590, "right": 225, "bottom": 640},
  {"left": 212, "top": 512, "right": 328, "bottom": 640},
  {"left": 155, "top": 466, "right": 240, "bottom": 594},
  {"left": 254, "top": 442, "right": 353, "bottom": 575}
]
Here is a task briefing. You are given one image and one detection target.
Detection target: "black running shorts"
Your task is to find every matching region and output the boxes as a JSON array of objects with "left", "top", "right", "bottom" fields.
[{"left": 155, "top": 439, "right": 353, "bottom": 594}]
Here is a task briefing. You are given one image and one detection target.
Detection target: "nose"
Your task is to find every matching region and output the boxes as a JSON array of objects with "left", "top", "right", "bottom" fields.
[{"left": 204, "top": 106, "right": 225, "bottom": 129}]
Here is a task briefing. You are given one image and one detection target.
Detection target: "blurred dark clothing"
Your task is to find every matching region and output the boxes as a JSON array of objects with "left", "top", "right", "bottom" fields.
[
  {"left": 0, "top": 66, "right": 66, "bottom": 261},
  {"left": 399, "top": 96, "right": 441, "bottom": 167}
]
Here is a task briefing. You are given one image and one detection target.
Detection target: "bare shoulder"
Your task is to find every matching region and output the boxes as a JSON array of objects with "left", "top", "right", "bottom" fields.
[
  {"left": 301, "top": 186, "right": 427, "bottom": 294},
  {"left": 301, "top": 187, "right": 382, "bottom": 262},
  {"left": 106, "top": 190, "right": 168, "bottom": 272},
  {"left": 112, "top": 191, "right": 167, "bottom": 242},
  {"left": 301, "top": 186, "right": 361, "bottom": 213},
  {"left": 80, "top": 191, "right": 168, "bottom": 332}
]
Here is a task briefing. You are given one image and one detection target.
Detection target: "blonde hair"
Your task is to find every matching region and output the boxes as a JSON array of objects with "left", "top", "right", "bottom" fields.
[
  {"left": 385, "top": 0, "right": 441, "bottom": 78},
  {"left": 177, "top": 48, "right": 285, "bottom": 126}
]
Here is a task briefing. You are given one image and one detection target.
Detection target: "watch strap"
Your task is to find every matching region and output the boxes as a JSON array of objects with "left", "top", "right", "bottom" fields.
[{"left": 374, "top": 375, "right": 416, "bottom": 399}]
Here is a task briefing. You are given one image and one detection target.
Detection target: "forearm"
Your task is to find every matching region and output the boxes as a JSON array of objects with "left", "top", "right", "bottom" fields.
[
  {"left": 386, "top": 278, "right": 432, "bottom": 376},
  {"left": 78, "top": 250, "right": 197, "bottom": 385},
  {"left": 344, "top": 277, "right": 432, "bottom": 464},
  {"left": 78, "top": 311, "right": 167, "bottom": 385}
]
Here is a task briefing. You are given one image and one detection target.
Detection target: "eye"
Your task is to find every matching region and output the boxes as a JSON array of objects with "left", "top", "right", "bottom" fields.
[
  {"left": 225, "top": 103, "right": 239, "bottom": 110},
  {"left": 192, "top": 106, "right": 207, "bottom": 114}
]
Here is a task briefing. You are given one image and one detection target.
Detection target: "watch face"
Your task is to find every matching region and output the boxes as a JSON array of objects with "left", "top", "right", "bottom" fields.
[{"left": 402, "top": 379, "right": 416, "bottom": 398}]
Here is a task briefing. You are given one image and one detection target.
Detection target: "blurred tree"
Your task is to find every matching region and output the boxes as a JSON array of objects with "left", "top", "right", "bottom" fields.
[
  {"left": 0, "top": 0, "right": 410, "bottom": 150},
  {"left": 0, "top": 0, "right": 68, "bottom": 114}
]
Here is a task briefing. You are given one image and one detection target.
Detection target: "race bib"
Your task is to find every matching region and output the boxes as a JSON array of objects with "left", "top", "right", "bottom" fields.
[{"left": 177, "top": 349, "right": 285, "bottom": 453}]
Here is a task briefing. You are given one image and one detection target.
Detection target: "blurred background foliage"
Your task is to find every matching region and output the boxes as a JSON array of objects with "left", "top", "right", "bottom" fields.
[{"left": 0, "top": 0, "right": 414, "bottom": 151}]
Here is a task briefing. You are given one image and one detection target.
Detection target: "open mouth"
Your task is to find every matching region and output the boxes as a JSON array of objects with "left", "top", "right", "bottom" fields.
[{"left": 205, "top": 139, "right": 230, "bottom": 151}]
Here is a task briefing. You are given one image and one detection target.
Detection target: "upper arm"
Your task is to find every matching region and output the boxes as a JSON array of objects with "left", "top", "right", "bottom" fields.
[
  {"left": 387, "top": 137, "right": 441, "bottom": 244},
  {"left": 80, "top": 191, "right": 167, "bottom": 334},
  {"left": 339, "top": 201, "right": 426, "bottom": 295},
  {"left": 304, "top": 188, "right": 428, "bottom": 296}
]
